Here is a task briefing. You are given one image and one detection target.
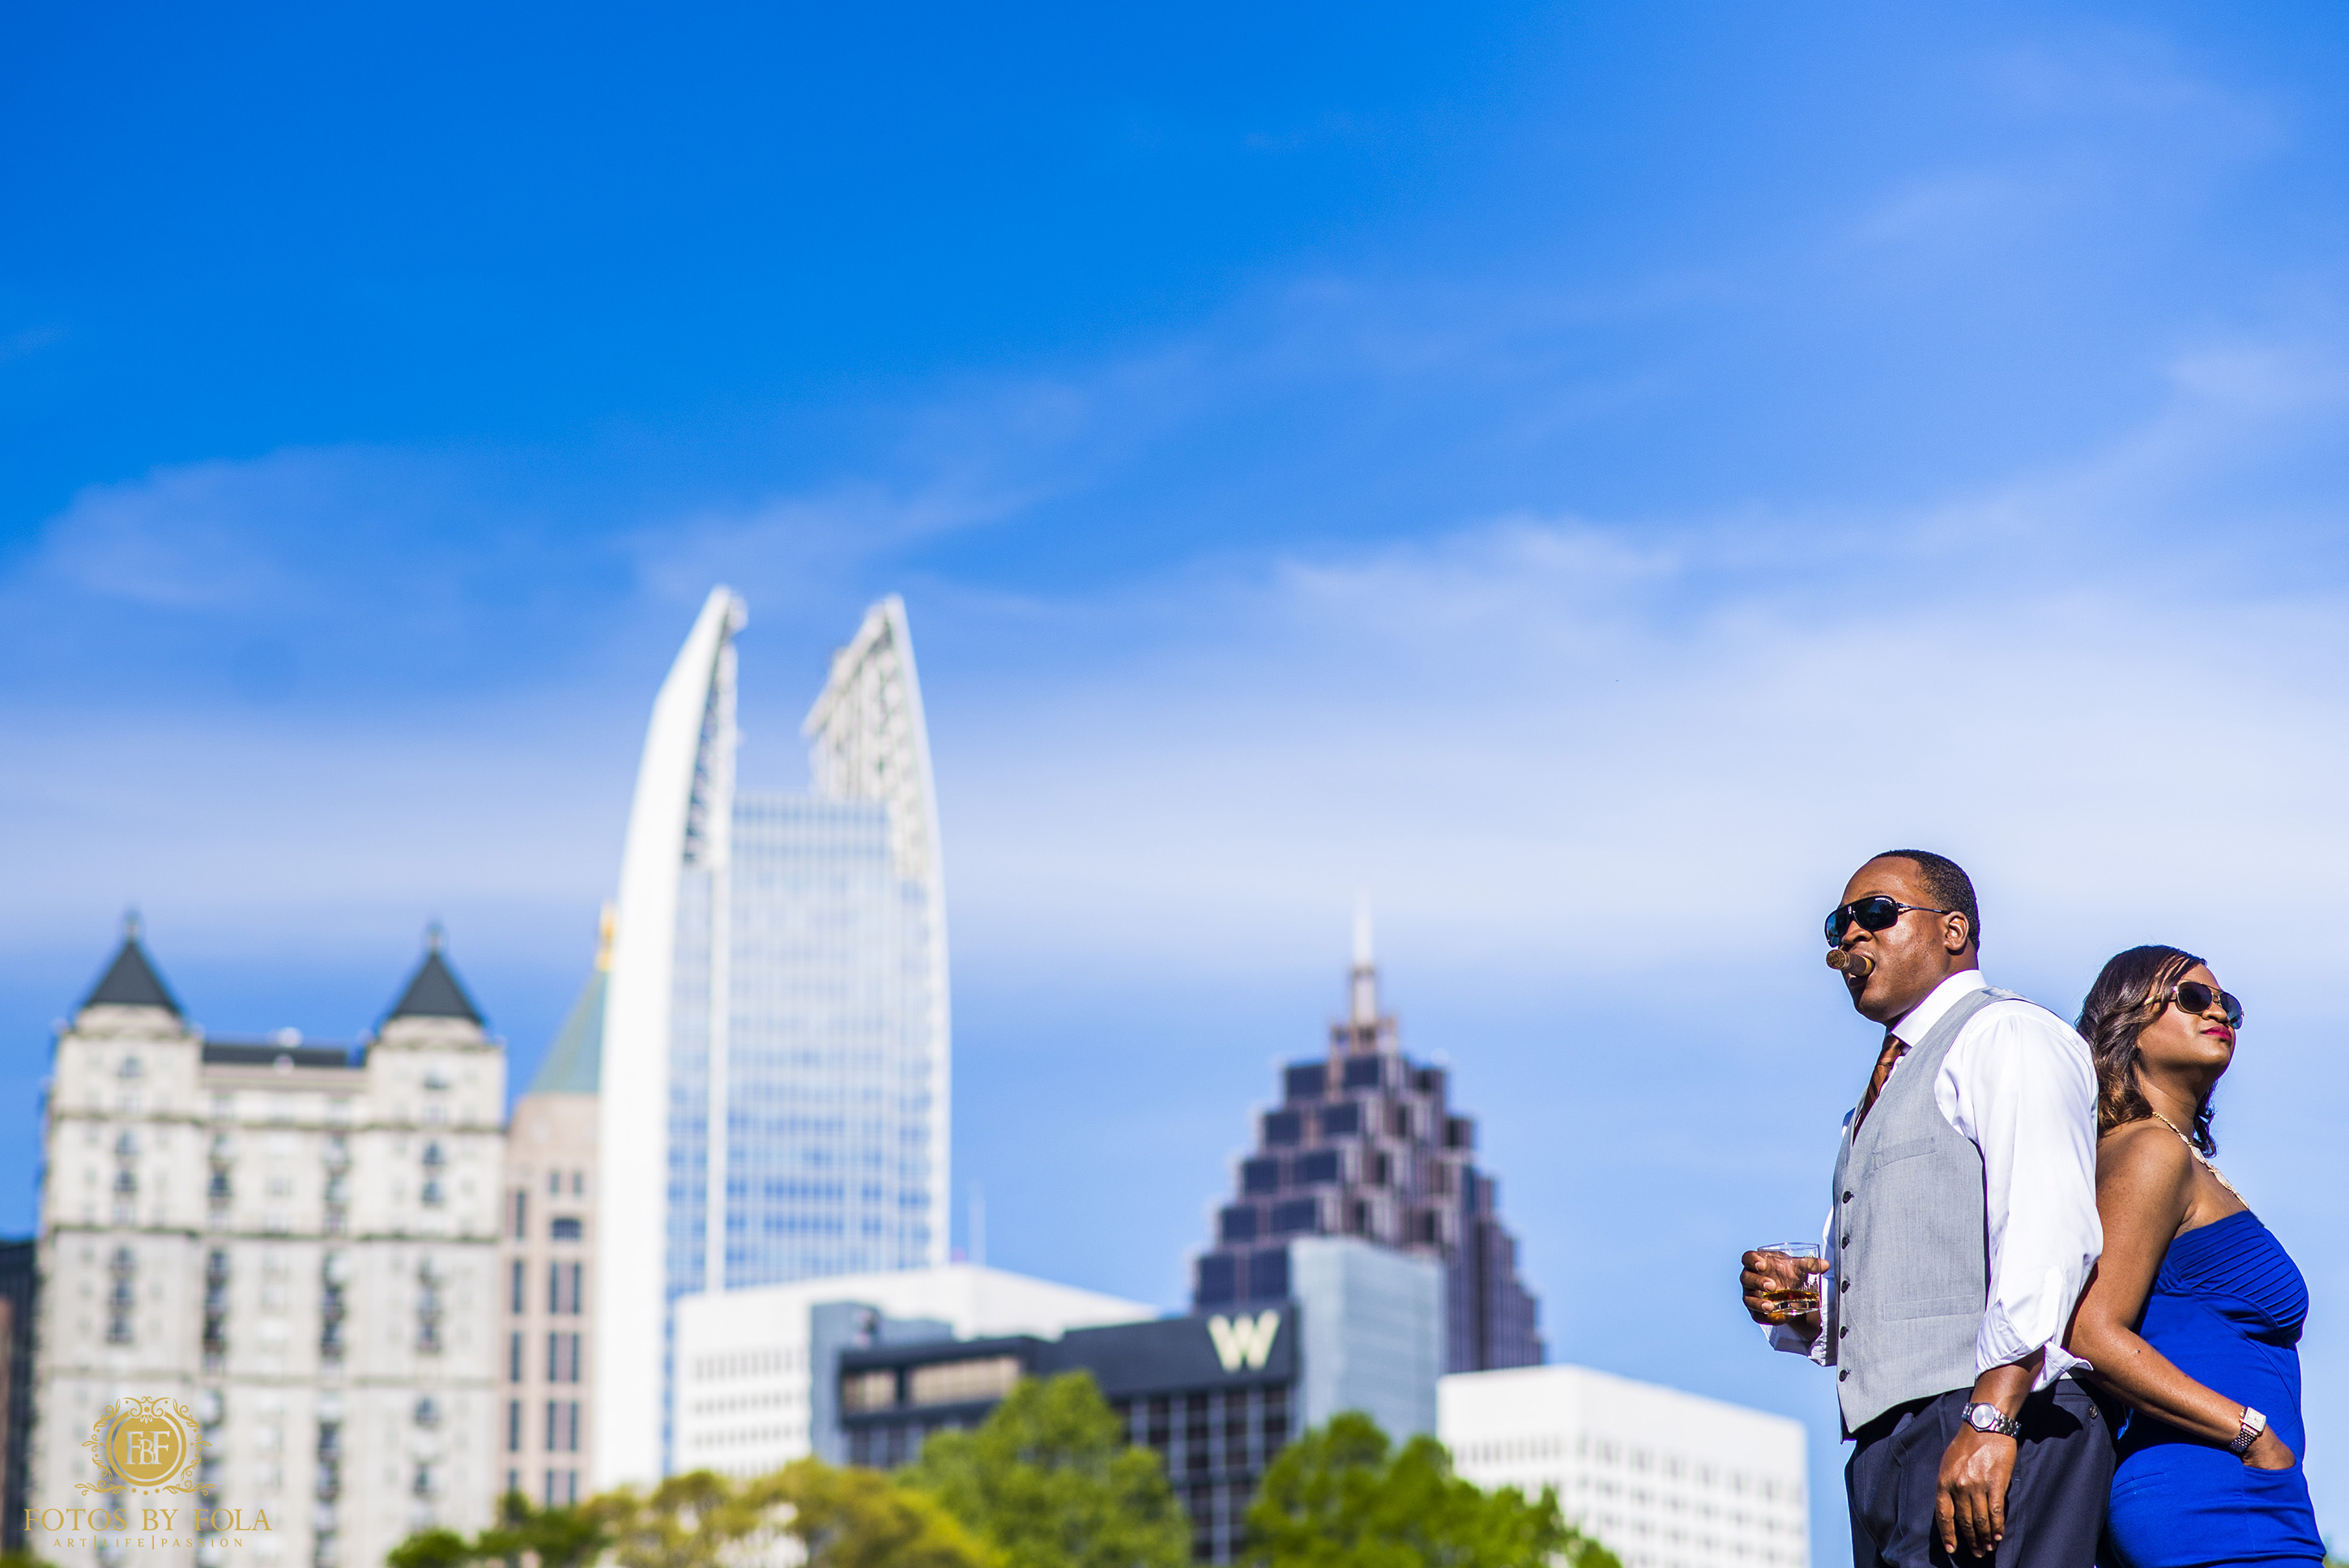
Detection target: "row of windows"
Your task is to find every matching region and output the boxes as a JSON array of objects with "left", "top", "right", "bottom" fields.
[
  {"left": 511, "top": 1261, "right": 586, "bottom": 1315},
  {"left": 511, "top": 1331, "right": 584, "bottom": 1383},
  {"left": 505, "top": 1468, "right": 581, "bottom": 1508},
  {"left": 506, "top": 1192, "right": 586, "bottom": 1242},
  {"left": 508, "top": 1400, "right": 583, "bottom": 1453}
]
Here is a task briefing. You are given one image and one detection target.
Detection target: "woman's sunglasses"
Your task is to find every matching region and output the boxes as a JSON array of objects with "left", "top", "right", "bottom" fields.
[
  {"left": 2168, "top": 981, "right": 2244, "bottom": 1030},
  {"left": 1824, "top": 894, "right": 1956, "bottom": 947}
]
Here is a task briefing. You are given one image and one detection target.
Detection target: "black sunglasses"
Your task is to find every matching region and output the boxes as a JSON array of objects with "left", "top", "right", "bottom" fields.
[
  {"left": 2168, "top": 981, "right": 2244, "bottom": 1030},
  {"left": 1824, "top": 894, "right": 1957, "bottom": 947}
]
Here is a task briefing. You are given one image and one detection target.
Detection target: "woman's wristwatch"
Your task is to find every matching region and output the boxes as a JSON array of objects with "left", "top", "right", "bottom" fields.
[{"left": 2228, "top": 1407, "right": 2268, "bottom": 1459}]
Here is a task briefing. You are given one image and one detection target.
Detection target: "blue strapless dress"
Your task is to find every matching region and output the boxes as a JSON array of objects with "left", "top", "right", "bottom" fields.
[{"left": 2104, "top": 1209, "right": 2325, "bottom": 1567}]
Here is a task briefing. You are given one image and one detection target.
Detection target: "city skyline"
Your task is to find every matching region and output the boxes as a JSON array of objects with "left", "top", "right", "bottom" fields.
[{"left": 11, "top": 7, "right": 2349, "bottom": 1554}]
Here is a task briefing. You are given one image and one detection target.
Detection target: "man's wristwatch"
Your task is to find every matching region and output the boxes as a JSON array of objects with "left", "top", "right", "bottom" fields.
[
  {"left": 2228, "top": 1407, "right": 2268, "bottom": 1458},
  {"left": 1960, "top": 1402, "right": 2023, "bottom": 1439}
]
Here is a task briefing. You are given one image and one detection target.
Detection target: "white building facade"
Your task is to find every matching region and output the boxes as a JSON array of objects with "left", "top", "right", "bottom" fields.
[
  {"left": 598, "top": 591, "right": 953, "bottom": 1486},
  {"left": 30, "top": 927, "right": 505, "bottom": 1568},
  {"left": 670, "top": 1265, "right": 1150, "bottom": 1479},
  {"left": 1439, "top": 1366, "right": 1809, "bottom": 1568}
]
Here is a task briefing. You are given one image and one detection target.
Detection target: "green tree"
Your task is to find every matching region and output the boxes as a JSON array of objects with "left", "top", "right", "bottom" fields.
[
  {"left": 386, "top": 1530, "right": 475, "bottom": 1568},
  {"left": 764, "top": 1458, "right": 999, "bottom": 1568},
  {"left": 906, "top": 1371, "right": 1188, "bottom": 1568},
  {"left": 472, "top": 1492, "right": 616, "bottom": 1568},
  {"left": 1244, "top": 1411, "right": 1620, "bottom": 1568}
]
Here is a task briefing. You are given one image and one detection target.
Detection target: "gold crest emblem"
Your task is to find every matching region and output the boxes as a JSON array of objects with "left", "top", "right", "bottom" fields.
[{"left": 81, "top": 1397, "right": 210, "bottom": 1495}]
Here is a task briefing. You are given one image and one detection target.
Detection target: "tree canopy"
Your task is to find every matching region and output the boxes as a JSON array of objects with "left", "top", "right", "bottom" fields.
[
  {"left": 1244, "top": 1412, "right": 1621, "bottom": 1568},
  {"left": 905, "top": 1371, "right": 1188, "bottom": 1568},
  {"left": 387, "top": 1463, "right": 991, "bottom": 1568}
]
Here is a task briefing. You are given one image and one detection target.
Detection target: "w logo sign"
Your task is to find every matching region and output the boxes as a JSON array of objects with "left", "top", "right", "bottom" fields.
[{"left": 1206, "top": 1310, "right": 1281, "bottom": 1373}]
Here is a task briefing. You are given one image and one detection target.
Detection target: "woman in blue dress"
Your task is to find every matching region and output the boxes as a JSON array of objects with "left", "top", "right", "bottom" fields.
[{"left": 2068, "top": 945, "right": 2323, "bottom": 1568}]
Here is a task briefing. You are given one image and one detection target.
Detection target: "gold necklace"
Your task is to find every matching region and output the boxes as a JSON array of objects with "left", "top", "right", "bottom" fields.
[{"left": 2151, "top": 1112, "right": 2243, "bottom": 1200}]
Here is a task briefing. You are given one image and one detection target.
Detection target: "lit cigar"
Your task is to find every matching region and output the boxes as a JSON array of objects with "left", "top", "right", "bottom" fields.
[{"left": 1827, "top": 948, "right": 1874, "bottom": 978}]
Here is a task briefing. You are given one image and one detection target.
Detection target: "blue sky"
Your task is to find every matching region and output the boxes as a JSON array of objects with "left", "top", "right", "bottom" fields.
[{"left": 8, "top": 1, "right": 2349, "bottom": 1550}]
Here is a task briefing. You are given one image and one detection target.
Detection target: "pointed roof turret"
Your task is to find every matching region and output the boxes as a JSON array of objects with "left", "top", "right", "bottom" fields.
[
  {"left": 530, "top": 907, "right": 608, "bottom": 1094},
  {"left": 387, "top": 924, "right": 484, "bottom": 1024},
  {"left": 81, "top": 912, "right": 181, "bottom": 1015}
]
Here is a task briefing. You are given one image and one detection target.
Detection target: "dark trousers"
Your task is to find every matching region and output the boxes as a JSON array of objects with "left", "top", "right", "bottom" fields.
[{"left": 1847, "top": 1378, "right": 2114, "bottom": 1568}]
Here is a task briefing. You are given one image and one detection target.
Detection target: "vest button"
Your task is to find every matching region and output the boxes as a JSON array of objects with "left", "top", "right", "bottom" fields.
[
  {"left": 1840, "top": 1327, "right": 1849, "bottom": 1339},
  {"left": 1840, "top": 1278, "right": 1851, "bottom": 1292},
  {"left": 1843, "top": 1191, "right": 1853, "bottom": 1202},
  {"left": 1840, "top": 1233, "right": 1850, "bottom": 1246},
  {"left": 1839, "top": 1370, "right": 1850, "bottom": 1381}
]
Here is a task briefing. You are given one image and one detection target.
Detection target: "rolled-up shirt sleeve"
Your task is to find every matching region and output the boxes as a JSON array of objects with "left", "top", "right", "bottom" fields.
[{"left": 1942, "top": 1005, "right": 2103, "bottom": 1387}]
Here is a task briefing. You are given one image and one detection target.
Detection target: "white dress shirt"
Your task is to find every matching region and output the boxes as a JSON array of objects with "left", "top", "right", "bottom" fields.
[{"left": 1768, "top": 969, "right": 2102, "bottom": 1390}]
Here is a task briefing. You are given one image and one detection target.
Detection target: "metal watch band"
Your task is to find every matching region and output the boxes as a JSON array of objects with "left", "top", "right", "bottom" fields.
[
  {"left": 2230, "top": 1406, "right": 2267, "bottom": 1458},
  {"left": 1961, "top": 1402, "right": 2023, "bottom": 1439}
]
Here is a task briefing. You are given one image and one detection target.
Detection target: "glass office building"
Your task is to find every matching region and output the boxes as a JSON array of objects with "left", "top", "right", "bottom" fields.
[
  {"left": 1190, "top": 912, "right": 1542, "bottom": 1374},
  {"left": 597, "top": 591, "right": 950, "bottom": 1485}
]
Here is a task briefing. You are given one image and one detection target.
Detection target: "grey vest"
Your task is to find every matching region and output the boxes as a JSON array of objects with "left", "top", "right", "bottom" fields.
[{"left": 1825, "top": 986, "right": 2019, "bottom": 1431}]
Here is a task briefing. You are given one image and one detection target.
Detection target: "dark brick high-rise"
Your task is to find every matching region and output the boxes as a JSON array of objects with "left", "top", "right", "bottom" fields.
[{"left": 1191, "top": 915, "right": 1542, "bottom": 1373}]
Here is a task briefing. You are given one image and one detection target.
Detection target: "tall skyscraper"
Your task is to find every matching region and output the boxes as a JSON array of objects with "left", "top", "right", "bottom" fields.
[
  {"left": 597, "top": 590, "right": 951, "bottom": 1485},
  {"left": 1189, "top": 910, "right": 1543, "bottom": 1374}
]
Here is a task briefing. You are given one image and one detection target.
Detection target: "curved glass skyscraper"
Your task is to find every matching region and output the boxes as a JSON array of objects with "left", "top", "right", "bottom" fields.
[{"left": 595, "top": 590, "right": 949, "bottom": 1485}]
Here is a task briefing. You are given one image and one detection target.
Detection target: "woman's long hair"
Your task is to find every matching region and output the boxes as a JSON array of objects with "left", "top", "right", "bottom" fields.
[{"left": 2076, "top": 944, "right": 2216, "bottom": 1153}]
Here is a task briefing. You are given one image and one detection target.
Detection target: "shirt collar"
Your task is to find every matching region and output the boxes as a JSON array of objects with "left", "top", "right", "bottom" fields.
[{"left": 1888, "top": 968, "right": 1989, "bottom": 1046}]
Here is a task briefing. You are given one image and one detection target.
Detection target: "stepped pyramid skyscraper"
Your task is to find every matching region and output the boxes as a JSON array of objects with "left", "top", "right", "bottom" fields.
[
  {"left": 1191, "top": 909, "right": 1541, "bottom": 1373},
  {"left": 595, "top": 592, "right": 950, "bottom": 1485}
]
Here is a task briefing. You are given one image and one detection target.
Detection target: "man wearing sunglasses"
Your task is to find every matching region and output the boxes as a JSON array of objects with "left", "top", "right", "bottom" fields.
[{"left": 1740, "top": 851, "right": 2105, "bottom": 1568}]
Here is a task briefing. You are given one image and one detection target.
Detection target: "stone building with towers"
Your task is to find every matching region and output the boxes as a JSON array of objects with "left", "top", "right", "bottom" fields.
[
  {"left": 1189, "top": 910, "right": 1543, "bottom": 1373},
  {"left": 30, "top": 922, "right": 506, "bottom": 1568}
]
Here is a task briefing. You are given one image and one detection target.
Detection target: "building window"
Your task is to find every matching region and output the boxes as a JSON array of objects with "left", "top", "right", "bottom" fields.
[
  {"left": 1240, "top": 1158, "right": 1280, "bottom": 1196},
  {"left": 906, "top": 1355, "right": 1021, "bottom": 1408},
  {"left": 1260, "top": 1111, "right": 1302, "bottom": 1148},
  {"left": 1341, "top": 1055, "right": 1383, "bottom": 1090},
  {"left": 1283, "top": 1063, "right": 1325, "bottom": 1101},
  {"left": 841, "top": 1370, "right": 897, "bottom": 1413},
  {"left": 1218, "top": 1207, "right": 1259, "bottom": 1245},
  {"left": 1295, "top": 1150, "right": 1341, "bottom": 1185},
  {"left": 1268, "top": 1198, "right": 1319, "bottom": 1236},
  {"left": 551, "top": 1216, "right": 583, "bottom": 1242},
  {"left": 512, "top": 1261, "right": 526, "bottom": 1314},
  {"left": 1319, "top": 1102, "right": 1361, "bottom": 1137},
  {"left": 544, "top": 1400, "right": 580, "bottom": 1453},
  {"left": 1194, "top": 1255, "right": 1237, "bottom": 1306},
  {"left": 512, "top": 1191, "right": 527, "bottom": 1240},
  {"left": 509, "top": 1332, "right": 525, "bottom": 1383},
  {"left": 548, "top": 1261, "right": 582, "bottom": 1314},
  {"left": 547, "top": 1332, "right": 581, "bottom": 1383},
  {"left": 508, "top": 1400, "right": 522, "bottom": 1453}
]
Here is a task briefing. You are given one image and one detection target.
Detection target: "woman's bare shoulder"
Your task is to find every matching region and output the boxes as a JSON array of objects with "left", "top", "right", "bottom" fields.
[{"left": 2097, "top": 1120, "right": 2195, "bottom": 1189}]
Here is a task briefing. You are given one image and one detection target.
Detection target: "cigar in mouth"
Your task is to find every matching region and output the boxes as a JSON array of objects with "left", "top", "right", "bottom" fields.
[{"left": 1826, "top": 948, "right": 1875, "bottom": 978}]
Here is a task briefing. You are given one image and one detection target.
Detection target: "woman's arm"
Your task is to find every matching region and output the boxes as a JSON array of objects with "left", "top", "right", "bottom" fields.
[{"left": 2067, "top": 1125, "right": 2293, "bottom": 1468}]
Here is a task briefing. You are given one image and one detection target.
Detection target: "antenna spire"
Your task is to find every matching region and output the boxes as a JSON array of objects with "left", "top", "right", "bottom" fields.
[{"left": 1349, "top": 894, "right": 1379, "bottom": 1031}]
